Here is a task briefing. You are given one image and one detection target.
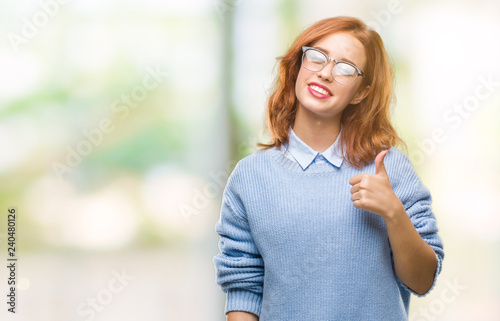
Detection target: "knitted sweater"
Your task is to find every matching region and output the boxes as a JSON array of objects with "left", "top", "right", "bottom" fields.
[{"left": 213, "top": 145, "right": 444, "bottom": 320}]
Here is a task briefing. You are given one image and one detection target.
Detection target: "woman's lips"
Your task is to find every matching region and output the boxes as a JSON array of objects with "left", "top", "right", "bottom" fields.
[{"left": 307, "top": 83, "right": 332, "bottom": 99}]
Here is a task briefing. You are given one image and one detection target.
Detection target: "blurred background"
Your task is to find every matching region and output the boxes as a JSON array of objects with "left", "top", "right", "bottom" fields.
[{"left": 0, "top": 0, "right": 499, "bottom": 320}]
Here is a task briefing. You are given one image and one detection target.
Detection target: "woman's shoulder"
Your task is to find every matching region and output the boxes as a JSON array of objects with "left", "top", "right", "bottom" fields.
[
  {"left": 227, "top": 147, "right": 279, "bottom": 180},
  {"left": 383, "top": 146, "right": 426, "bottom": 194},
  {"left": 385, "top": 146, "right": 414, "bottom": 170},
  {"left": 222, "top": 147, "right": 280, "bottom": 198},
  {"left": 235, "top": 146, "right": 279, "bottom": 169}
]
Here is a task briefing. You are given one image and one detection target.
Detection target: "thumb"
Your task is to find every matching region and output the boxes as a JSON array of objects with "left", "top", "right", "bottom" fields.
[{"left": 375, "top": 150, "right": 388, "bottom": 176}]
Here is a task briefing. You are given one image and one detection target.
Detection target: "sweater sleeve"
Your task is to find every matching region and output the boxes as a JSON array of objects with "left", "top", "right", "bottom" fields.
[
  {"left": 388, "top": 148, "right": 445, "bottom": 297},
  {"left": 213, "top": 168, "right": 264, "bottom": 316}
]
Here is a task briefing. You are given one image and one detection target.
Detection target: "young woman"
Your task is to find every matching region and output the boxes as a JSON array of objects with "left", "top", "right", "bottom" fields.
[{"left": 213, "top": 16, "right": 444, "bottom": 320}]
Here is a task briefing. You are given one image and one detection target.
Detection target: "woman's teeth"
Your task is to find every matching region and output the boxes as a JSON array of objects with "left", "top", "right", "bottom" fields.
[{"left": 309, "top": 85, "right": 330, "bottom": 95}]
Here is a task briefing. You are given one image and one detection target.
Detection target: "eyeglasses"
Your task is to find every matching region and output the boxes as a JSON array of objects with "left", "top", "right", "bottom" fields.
[{"left": 301, "top": 46, "right": 364, "bottom": 86}]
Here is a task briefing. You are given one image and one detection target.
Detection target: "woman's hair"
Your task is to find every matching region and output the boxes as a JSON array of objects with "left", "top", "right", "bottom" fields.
[{"left": 257, "top": 16, "right": 405, "bottom": 168}]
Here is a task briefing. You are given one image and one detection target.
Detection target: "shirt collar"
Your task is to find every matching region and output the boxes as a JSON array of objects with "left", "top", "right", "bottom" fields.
[{"left": 281, "top": 126, "right": 344, "bottom": 170}]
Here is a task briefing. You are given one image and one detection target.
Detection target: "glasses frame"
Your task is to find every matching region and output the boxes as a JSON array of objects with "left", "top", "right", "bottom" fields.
[{"left": 301, "top": 46, "right": 364, "bottom": 86}]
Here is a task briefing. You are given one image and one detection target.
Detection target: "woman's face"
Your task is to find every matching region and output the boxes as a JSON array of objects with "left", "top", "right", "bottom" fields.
[{"left": 295, "top": 32, "right": 369, "bottom": 120}]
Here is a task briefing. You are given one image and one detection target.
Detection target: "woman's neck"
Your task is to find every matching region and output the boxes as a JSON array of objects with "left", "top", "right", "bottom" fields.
[{"left": 292, "top": 108, "right": 342, "bottom": 153}]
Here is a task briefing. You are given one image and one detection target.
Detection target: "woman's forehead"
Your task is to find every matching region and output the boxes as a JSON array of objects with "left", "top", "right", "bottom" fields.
[{"left": 312, "top": 33, "right": 366, "bottom": 68}]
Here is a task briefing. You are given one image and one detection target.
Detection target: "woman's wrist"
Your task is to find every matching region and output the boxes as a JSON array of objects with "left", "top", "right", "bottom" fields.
[
  {"left": 227, "top": 311, "right": 259, "bottom": 321},
  {"left": 382, "top": 199, "right": 406, "bottom": 225}
]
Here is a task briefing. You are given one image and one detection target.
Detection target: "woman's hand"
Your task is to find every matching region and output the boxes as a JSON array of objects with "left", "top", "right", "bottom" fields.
[{"left": 348, "top": 150, "right": 404, "bottom": 219}]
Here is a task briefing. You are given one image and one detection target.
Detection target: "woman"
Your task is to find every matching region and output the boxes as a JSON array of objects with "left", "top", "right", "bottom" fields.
[{"left": 213, "top": 16, "right": 444, "bottom": 320}]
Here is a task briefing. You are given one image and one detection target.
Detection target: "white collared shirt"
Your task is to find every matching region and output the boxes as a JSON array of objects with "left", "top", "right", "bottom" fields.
[{"left": 280, "top": 126, "right": 344, "bottom": 171}]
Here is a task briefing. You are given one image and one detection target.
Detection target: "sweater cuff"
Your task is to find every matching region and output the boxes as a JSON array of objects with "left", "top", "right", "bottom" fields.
[{"left": 225, "top": 289, "right": 262, "bottom": 316}]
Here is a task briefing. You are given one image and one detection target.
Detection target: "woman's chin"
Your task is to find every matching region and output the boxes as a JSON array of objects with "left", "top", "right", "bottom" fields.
[{"left": 298, "top": 101, "right": 344, "bottom": 119}]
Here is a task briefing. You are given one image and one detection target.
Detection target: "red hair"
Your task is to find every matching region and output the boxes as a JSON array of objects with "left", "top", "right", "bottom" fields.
[{"left": 257, "top": 16, "right": 405, "bottom": 168}]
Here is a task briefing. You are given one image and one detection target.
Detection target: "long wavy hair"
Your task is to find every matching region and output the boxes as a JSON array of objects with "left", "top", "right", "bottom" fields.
[{"left": 257, "top": 16, "right": 405, "bottom": 168}]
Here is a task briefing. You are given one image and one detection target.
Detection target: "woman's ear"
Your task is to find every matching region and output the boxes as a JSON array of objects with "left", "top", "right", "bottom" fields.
[{"left": 350, "top": 85, "right": 370, "bottom": 105}]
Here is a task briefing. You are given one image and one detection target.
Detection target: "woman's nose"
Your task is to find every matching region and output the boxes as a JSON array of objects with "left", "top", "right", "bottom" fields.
[{"left": 317, "top": 61, "right": 335, "bottom": 82}]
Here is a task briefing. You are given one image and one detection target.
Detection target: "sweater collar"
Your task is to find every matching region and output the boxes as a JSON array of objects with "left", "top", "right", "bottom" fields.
[{"left": 280, "top": 126, "right": 344, "bottom": 171}]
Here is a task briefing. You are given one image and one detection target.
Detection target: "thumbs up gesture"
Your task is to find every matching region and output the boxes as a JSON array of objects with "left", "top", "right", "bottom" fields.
[{"left": 348, "top": 150, "right": 404, "bottom": 219}]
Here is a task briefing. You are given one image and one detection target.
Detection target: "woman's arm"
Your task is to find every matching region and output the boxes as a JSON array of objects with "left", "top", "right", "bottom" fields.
[
  {"left": 383, "top": 202, "right": 437, "bottom": 294},
  {"left": 349, "top": 150, "right": 442, "bottom": 295},
  {"left": 213, "top": 170, "right": 264, "bottom": 317},
  {"left": 227, "top": 311, "right": 259, "bottom": 321}
]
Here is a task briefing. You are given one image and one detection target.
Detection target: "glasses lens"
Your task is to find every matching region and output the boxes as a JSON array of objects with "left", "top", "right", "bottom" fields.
[
  {"left": 332, "top": 62, "right": 358, "bottom": 86},
  {"left": 303, "top": 49, "right": 326, "bottom": 72}
]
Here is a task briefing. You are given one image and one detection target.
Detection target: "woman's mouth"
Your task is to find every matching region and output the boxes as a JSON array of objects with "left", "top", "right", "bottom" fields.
[{"left": 307, "top": 83, "right": 332, "bottom": 99}]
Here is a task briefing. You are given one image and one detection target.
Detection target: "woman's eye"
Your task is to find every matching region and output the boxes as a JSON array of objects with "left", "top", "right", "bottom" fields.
[
  {"left": 307, "top": 53, "right": 326, "bottom": 63},
  {"left": 334, "top": 63, "right": 355, "bottom": 75}
]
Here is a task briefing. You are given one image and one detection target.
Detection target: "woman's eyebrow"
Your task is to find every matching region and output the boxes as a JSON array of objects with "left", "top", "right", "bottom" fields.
[{"left": 314, "top": 46, "right": 358, "bottom": 66}]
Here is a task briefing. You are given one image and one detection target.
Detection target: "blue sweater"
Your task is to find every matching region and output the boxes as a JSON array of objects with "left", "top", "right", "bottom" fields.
[{"left": 213, "top": 141, "right": 444, "bottom": 320}]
